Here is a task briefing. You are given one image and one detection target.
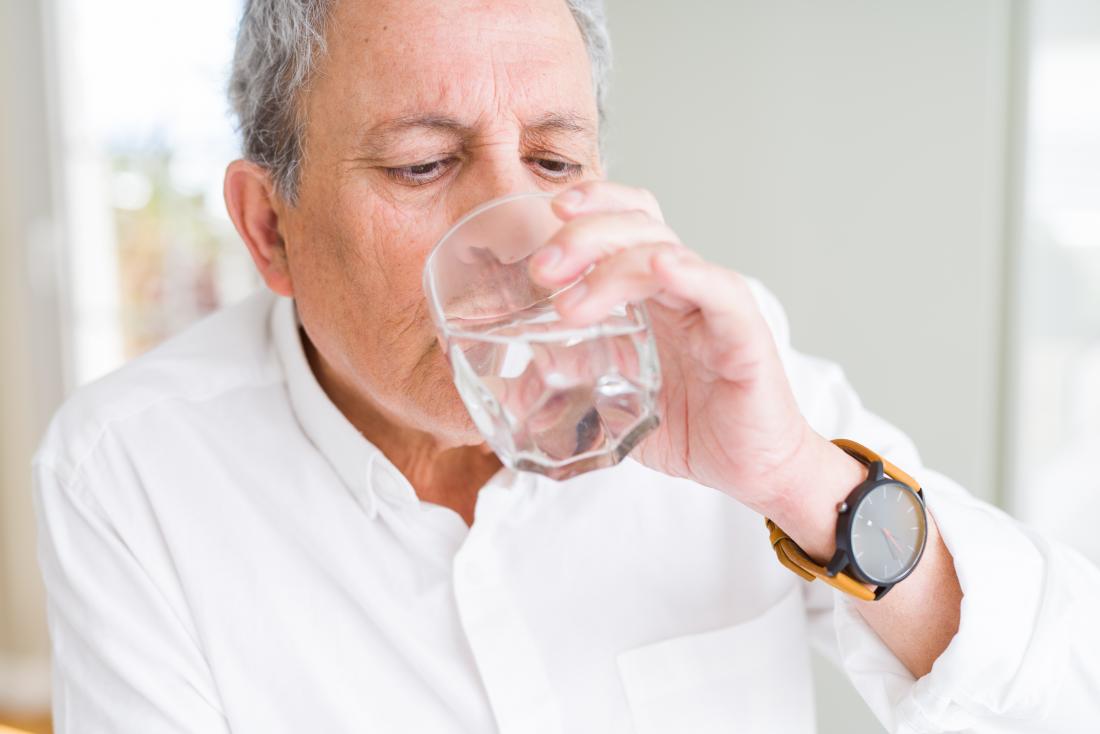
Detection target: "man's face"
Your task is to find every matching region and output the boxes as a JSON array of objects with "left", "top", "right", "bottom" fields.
[{"left": 278, "top": 0, "right": 601, "bottom": 444}]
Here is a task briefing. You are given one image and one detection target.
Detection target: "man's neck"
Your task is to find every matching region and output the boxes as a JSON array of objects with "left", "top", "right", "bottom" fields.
[{"left": 302, "top": 330, "right": 501, "bottom": 526}]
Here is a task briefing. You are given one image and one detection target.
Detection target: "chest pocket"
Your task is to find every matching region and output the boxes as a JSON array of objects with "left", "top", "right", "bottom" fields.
[{"left": 615, "top": 585, "right": 815, "bottom": 734}]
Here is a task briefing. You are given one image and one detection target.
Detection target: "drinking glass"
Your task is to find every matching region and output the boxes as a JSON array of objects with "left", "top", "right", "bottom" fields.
[{"left": 422, "top": 192, "right": 661, "bottom": 480}]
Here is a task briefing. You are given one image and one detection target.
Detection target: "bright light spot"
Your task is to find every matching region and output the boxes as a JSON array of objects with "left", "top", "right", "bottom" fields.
[
  {"left": 112, "top": 170, "right": 153, "bottom": 210},
  {"left": 1047, "top": 209, "right": 1100, "bottom": 249}
]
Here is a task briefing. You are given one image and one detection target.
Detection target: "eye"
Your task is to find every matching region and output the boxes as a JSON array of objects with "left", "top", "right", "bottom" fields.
[
  {"left": 527, "top": 157, "right": 583, "bottom": 180},
  {"left": 384, "top": 158, "right": 456, "bottom": 185}
]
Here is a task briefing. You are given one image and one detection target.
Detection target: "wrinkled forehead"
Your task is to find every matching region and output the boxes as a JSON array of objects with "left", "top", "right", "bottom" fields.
[{"left": 305, "top": 0, "right": 597, "bottom": 136}]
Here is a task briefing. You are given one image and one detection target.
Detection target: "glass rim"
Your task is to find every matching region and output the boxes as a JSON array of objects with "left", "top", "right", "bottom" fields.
[
  {"left": 422, "top": 190, "right": 555, "bottom": 327},
  {"left": 442, "top": 301, "right": 650, "bottom": 344}
]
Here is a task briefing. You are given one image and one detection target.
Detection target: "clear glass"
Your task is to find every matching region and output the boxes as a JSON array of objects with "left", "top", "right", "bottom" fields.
[{"left": 423, "top": 192, "right": 661, "bottom": 480}]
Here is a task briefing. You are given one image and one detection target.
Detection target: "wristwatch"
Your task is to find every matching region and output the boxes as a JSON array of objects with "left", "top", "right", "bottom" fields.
[{"left": 765, "top": 439, "right": 928, "bottom": 601}]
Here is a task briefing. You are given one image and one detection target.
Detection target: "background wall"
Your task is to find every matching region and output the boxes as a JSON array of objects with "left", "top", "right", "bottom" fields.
[
  {"left": 604, "top": 1, "right": 1019, "bottom": 731},
  {"left": 605, "top": 0, "right": 1016, "bottom": 501}
]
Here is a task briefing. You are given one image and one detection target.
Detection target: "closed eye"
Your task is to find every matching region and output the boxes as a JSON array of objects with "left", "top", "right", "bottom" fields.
[
  {"left": 383, "top": 156, "right": 583, "bottom": 186},
  {"left": 384, "top": 158, "right": 457, "bottom": 185},
  {"left": 526, "top": 157, "right": 583, "bottom": 180}
]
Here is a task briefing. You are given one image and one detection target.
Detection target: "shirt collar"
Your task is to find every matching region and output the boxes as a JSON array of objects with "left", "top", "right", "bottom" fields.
[{"left": 271, "top": 295, "right": 420, "bottom": 519}]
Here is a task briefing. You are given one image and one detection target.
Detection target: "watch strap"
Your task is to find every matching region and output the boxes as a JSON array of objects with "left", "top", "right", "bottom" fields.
[
  {"left": 766, "top": 517, "right": 877, "bottom": 601},
  {"left": 833, "top": 438, "right": 921, "bottom": 494}
]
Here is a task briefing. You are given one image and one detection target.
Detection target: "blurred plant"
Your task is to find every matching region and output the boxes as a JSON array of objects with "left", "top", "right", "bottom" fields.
[{"left": 109, "top": 147, "right": 251, "bottom": 358}]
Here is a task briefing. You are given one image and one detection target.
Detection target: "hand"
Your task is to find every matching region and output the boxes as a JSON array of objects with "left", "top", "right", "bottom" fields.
[
  {"left": 526, "top": 182, "right": 964, "bottom": 680},
  {"left": 528, "top": 180, "right": 857, "bottom": 524}
]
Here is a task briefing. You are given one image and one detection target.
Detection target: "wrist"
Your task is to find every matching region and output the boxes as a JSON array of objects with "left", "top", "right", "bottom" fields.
[{"left": 764, "top": 434, "right": 868, "bottom": 563}]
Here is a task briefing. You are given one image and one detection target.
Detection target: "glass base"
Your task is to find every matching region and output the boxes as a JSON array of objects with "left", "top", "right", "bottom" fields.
[{"left": 512, "top": 412, "right": 660, "bottom": 481}]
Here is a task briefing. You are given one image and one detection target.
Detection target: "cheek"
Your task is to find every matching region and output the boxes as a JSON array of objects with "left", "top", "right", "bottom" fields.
[
  {"left": 327, "top": 195, "right": 455, "bottom": 374},
  {"left": 370, "top": 201, "right": 437, "bottom": 275},
  {"left": 289, "top": 178, "right": 480, "bottom": 428},
  {"left": 361, "top": 202, "right": 445, "bottom": 323},
  {"left": 302, "top": 189, "right": 437, "bottom": 315}
]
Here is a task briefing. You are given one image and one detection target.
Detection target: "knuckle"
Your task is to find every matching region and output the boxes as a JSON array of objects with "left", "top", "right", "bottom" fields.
[
  {"left": 654, "top": 240, "right": 682, "bottom": 260},
  {"left": 580, "top": 178, "right": 604, "bottom": 192},
  {"left": 548, "top": 222, "right": 584, "bottom": 255},
  {"left": 726, "top": 268, "right": 750, "bottom": 292},
  {"left": 638, "top": 187, "right": 663, "bottom": 214},
  {"left": 573, "top": 179, "right": 603, "bottom": 198},
  {"left": 580, "top": 267, "right": 610, "bottom": 292},
  {"left": 660, "top": 226, "right": 685, "bottom": 247}
]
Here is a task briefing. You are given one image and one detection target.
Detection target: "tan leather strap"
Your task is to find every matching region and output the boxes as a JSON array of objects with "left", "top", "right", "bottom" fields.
[
  {"left": 766, "top": 517, "right": 876, "bottom": 601},
  {"left": 0, "top": 725, "right": 37, "bottom": 734},
  {"left": 832, "top": 438, "right": 921, "bottom": 493},
  {"left": 764, "top": 438, "right": 921, "bottom": 602}
]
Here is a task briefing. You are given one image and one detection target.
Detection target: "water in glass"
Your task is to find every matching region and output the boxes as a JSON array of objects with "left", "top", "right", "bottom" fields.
[{"left": 445, "top": 298, "right": 660, "bottom": 480}]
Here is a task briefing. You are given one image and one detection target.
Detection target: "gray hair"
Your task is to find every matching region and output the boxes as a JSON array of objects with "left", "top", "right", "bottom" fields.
[{"left": 228, "top": 0, "right": 612, "bottom": 203}]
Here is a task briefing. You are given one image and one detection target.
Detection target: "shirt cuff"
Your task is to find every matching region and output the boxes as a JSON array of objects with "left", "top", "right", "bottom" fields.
[{"left": 831, "top": 468, "right": 1066, "bottom": 733}]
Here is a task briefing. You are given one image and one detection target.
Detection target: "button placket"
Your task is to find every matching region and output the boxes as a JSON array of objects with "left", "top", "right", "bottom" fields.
[{"left": 453, "top": 480, "right": 563, "bottom": 734}]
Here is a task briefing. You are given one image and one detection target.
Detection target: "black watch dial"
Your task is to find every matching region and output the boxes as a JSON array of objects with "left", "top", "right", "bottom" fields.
[{"left": 850, "top": 481, "right": 926, "bottom": 585}]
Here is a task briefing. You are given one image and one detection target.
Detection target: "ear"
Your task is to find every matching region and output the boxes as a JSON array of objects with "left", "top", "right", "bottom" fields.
[{"left": 224, "top": 159, "right": 294, "bottom": 297}]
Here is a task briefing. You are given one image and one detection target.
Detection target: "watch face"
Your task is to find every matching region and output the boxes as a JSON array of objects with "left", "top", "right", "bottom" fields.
[{"left": 850, "top": 481, "right": 926, "bottom": 585}]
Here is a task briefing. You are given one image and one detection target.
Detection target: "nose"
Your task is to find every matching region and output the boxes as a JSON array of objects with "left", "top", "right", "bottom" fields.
[{"left": 450, "top": 150, "right": 543, "bottom": 221}]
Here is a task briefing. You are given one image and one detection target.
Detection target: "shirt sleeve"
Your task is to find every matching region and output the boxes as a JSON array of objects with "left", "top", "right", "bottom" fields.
[
  {"left": 748, "top": 279, "right": 1100, "bottom": 733},
  {"left": 32, "top": 457, "right": 231, "bottom": 734}
]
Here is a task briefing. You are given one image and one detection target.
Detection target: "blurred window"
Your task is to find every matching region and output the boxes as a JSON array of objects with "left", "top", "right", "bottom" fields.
[
  {"left": 57, "top": 0, "right": 253, "bottom": 385},
  {"left": 1010, "top": 0, "right": 1100, "bottom": 563}
]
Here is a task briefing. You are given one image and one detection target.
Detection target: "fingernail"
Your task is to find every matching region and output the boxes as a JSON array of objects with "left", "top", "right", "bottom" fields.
[
  {"left": 533, "top": 245, "right": 562, "bottom": 273},
  {"left": 556, "top": 281, "right": 588, "bottom": 310},
  {"left": 557, "top": 189, "right": 584, "bottom": 208}
]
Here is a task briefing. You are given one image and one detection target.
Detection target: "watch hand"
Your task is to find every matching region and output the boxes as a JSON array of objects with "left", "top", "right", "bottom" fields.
[
  {"left": 881, "top": 528, "right": 902, "bottom": 561},
  {"left": 883, "top": 527, "right": 906, "bottom": 552}
]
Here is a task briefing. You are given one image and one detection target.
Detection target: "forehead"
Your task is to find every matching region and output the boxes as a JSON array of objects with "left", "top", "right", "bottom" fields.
[{"left": 308, "top": 0, "right": 596, "bottom": 130}]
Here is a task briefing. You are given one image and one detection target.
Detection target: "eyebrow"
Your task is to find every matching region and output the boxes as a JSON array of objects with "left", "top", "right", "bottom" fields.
[
  {"left": 526, "top": 111, "right": 594, "bottom": 137},
  {"left": 524, "top": 111, "right": 596, "bottom": 147},
  {"left": 357, "top": 111, "right": 596, "bottom": 159},
  {"left": 369, "top": 114, "right": 469, "bottom": 139}
]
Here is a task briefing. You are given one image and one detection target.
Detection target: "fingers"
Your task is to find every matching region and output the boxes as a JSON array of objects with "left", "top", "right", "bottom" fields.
[
  {"left": 553, "top": 242, "right": 684, "bottom": 326},
  {"left": 552, "top": 242, "right": 762, "bottom": 346},
  {"left": 551, "top": 180, "right": 665, "bottom": 223},
  {"left": 650, "top": 249, "right": 761, "bottom": 341},
  {"left": 530, "top": 209, "right": 682, "bottom": 287},
  {"left": 532, "top": 181, "right": 759, "bottom": 341}
]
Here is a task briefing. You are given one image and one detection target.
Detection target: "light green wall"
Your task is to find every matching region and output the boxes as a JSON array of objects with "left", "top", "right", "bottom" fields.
[{"left": 604, "top": 2, "right": 1019, "bottom": 731}]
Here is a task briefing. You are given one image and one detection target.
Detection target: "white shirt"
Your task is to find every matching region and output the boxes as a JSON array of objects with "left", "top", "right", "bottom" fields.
[{"left": 33, "top": 287, "right": 1100, "bottom": 734}]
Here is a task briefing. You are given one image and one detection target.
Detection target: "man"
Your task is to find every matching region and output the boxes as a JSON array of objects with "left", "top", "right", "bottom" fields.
[{"left": 33, "top": 0, "right": 1100, "bottom": 732}]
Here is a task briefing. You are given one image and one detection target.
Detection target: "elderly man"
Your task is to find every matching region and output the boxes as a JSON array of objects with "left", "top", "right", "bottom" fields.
[{"left": 32, "top": 0, "right": 1100, "bottom": 732}]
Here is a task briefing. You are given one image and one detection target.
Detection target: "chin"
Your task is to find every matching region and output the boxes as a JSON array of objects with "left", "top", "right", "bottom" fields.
[
  {"left": 400, "top": 365, "right": 485, "bottom": 447},
  {"left": 429, "top": 407, "right": 485, "bottom": 449}
]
